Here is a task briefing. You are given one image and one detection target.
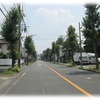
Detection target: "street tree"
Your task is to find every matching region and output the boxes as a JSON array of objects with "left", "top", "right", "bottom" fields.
[
  {"left": 84, "top": 36, "right": 100, "bottom": 57},
  {"left": 43, "top": 48, "right": 52, "bottom": 61},
  {"left": 55, "top": 43, "right": 60, "bottom": 63},
  {"left": 56, "top": 37, "right": 64, "bottom": 62},
  {"left": 46, "top": 48, "right": 52, "bottom": 61},
  {"left": 82, "top": 4, "right": 100, "bottom": 70},
  {"left": 52, "top": 42, "right": 56, "bottom": 63},
  {"left": 0, "top": 4, "right": 21, "bottom": 67},
  {"left": 24, "top": 36, "right": 36, "bottom": 64},
  {"left": 67, "top": 25, "right": 78, "bottom": 64},
  {"left": 56, "top": 37, "right": 64, "bottom": 45}
]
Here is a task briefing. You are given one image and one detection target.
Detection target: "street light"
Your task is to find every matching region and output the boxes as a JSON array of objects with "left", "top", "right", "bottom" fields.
[{"left": 79, "top": 22, "right": 82, "bottom": 68}]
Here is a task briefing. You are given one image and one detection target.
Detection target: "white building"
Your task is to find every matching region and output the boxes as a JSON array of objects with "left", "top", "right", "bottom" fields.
[
  {"left": 0, "top": 36, "right": 9, "bottom": 54},
  {"left": 0, "top": 36, "right": 27, "bottom": 59}
]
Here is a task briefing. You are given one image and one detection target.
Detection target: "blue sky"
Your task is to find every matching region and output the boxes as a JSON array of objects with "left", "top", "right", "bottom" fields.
[{"left": 0, "top": 0, "right": 99, "bottom": 54}]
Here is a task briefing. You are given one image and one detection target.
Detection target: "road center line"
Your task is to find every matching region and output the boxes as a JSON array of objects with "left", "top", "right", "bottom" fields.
[{"left": 42, "top": 63, "right": 94, "bottom": 97}]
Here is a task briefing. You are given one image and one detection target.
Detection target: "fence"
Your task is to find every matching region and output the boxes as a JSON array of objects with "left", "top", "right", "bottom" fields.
[
  {"left": 0, "top": 59, "right": 12, "bottom": 66},
  {"left": 0, "top": 59, "right": 25, "bottom": 66}
]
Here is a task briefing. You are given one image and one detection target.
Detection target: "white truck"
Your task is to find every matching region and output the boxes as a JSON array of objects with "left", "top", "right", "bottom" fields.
[
  {"left": 88, "top": 53, "right": 96, "bottom": 64},
  {"left": 74, "top": 52, "right": 96, "bottom": 64}
]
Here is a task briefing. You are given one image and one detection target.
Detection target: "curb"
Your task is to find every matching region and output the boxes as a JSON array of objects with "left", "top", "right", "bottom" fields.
[
  {"left": 79, "top": 68, "right": 100, "bottom": 74},
  {"left": 58, "top": 63, "right": 100, "bottom": 74},
  {"left": 0, "top": 76, "right": 10, "bottom": 84}
]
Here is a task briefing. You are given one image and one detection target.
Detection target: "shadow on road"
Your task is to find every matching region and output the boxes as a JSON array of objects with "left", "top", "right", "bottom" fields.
[
  {"left": 67, "top": 70, "right": 95, "bottom": 76},
  {"left": 57, "top": 66, "right": 68, "bottom": 68}
]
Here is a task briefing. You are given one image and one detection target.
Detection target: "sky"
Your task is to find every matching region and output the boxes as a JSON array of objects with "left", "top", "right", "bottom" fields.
[
  {"left": 0, "top": 0, "right": 100, "bottom": 54},
  {"left": 26, "top": 4, "right": 85, "bottom": 54}
]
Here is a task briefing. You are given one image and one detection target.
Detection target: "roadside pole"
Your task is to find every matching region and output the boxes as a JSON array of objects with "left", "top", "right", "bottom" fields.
[{"left": 79, "top": 22, "right": 82, "bottom": 68}]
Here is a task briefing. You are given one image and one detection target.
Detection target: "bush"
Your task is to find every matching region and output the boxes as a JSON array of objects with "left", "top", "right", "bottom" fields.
[
  {"left": 0, "top": 52, "right": 7, "bottom": 58},
  {"left": 2, "top": 66, "right": 21, "bottom": 76}
]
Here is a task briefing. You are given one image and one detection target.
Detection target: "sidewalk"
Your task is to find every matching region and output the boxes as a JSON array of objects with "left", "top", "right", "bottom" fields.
[
  {"left": 0, "top": 64, "right": 26, "bottom": 84},
  {"left": 59, "top": 62, "right": 100, "bottom": 73},
  {"left": 0, "top": 66, "right": 11, "bottom": 84},
  {"left": 0, "top": 76, "right": 9, "bottom": 84},
  {"left": 59, "top": 62, "right": 96, "bottom": 68}
]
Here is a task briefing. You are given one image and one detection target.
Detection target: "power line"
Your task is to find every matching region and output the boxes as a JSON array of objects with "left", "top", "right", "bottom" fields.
[
  {"left": 0, "top": 8, "right": 7, "bottom": 19},
  {"left": 1, "top": 3, "right": 9, "bottom": 15},
  {"left": 24, "top": 4, "right": 31, "bottom": 36}
]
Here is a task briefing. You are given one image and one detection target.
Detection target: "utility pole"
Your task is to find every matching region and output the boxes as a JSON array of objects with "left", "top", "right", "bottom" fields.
[
  {"left": 79, "top": 22, "right": 82, "bottom": 68},
  {"left": 18, "top": 4, "right": 22, "bottom": 68}
]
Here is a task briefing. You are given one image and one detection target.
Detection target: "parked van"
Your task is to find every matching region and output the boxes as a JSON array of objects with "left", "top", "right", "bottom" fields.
[
  {"left": 74, "top": 52, "right": 96, "bottom": 64},
  {"left": 88, "top": 53, "right": 96, "bottom": 64}
]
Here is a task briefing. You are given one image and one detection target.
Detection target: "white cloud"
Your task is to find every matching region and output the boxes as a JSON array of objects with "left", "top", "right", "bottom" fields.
[
  {"left": 34, "top": 7, "right": 80, "bottom": 53},
  {"left": 34, "top": 7, "right": 79, "bottom": 40},
  {"left": 35, "top": 7, "right": 74, "bottom": 22},
  {"left": 34, "top": 7, "right": 75, "bottom": 37}
]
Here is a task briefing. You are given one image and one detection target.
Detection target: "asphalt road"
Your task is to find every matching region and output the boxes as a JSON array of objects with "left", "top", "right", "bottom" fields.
[{"left": 0, "top": 60, "right": 100, "bottom": 96}]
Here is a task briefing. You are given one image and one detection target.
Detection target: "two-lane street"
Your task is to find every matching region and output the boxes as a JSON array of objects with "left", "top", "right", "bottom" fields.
[{"left": 0, "top": 60, "right": 100, "bottom": 96}]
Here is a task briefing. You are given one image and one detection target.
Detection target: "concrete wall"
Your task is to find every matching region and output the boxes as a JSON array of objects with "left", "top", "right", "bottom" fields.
[
  {"left": 0, "top": 59, "right": 12, "bottom": 65},
  {"left": 0, "top": 59, "right": 25, "bottom": 66}
]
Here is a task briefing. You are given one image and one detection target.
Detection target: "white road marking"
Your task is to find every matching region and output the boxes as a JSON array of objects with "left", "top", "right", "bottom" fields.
[
  {"left": 86, "top": 77, "right": 91, "bottom": 80},
  {"left": 4, "top": 68, "right": 29, "bottom": 94},
  {"left": 21, "top": 73, "right": 26, "bottom": 77},
  {"left": 13, "top": 79, "right": 19, "bottom": 85},
  {"left": 21, "top": 68, "right": 29, "bottom": 77},
  {"left": 4, "top": 85, "right": 13, "bottom": 94}
]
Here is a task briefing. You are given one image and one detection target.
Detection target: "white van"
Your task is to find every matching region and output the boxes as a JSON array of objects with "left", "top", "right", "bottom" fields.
[
  {"left": 74, "top": 52, "right": 96, "bottom": 64},
  {"left": 88, "top": 53, "right": 96, "bottom": 64},
  {"left": 74, "top": 52, "right": 89, "bottom": 64}
]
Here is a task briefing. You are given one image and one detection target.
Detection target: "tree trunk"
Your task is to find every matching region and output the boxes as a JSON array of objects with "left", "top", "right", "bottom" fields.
[
  {"left": 26, "top": 53, "right": 29, "bottom": 65},
  {"left": 10, "top": 44, "right": 15, "bottom": 67},
  {"left": 53, "top": 54, "right": 55, "bottom": 63},
  {"left": 68, "top": 50, "right": 70, "bottom": 62},
  {"left": 72, "top": 51, "right": 74, "bottom": 65},
  {"left": 93, "top": 39, "right": 99, "bottom": 70},
  {"left": 12, "top": 58, "right": 15, "bottom": 67}
]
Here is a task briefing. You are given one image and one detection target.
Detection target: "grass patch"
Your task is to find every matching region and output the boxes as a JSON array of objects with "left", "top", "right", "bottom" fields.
[
  {"left": 79, "top": 66, "right": 100, "bottom": 73},
  {"left": 28, "top": 60, "right": 36, "bottom": 65},
  {"left": 2, "top": 66, "right": 22, "bottom": 76},
  {"left": 65, "top": 61, "right": 76, "bottom": 67}
]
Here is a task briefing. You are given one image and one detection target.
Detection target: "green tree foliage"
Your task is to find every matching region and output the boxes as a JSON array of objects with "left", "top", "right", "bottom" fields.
[
  {"left": 84, "top": 35, "right": 100, "bottom": 57},
  {"left": 51, "top": 42, "right": 56, "bottom": 63},
  {"left": 51, "top": 41, "right": 60, "bottom": 63},
  {"left": 82, "top": 4, "right": 100, "bottom": 70},
  {"left": 0, "top": 52, "right": 7, "bottom": 58},
  {"left": 55, "top": 43, "right": 60, "bottom": 61},
  {"left": 67, "top": 25, "right": 78, "bottom": 64},
  {"left": 0, "top": 4, "right": 21, "bottom": 67},
  {"left": 56, "top": 37, "right": 64, "bottom": 45},
  {"left": 24, "top": 36, "right": 36, "bottom": 61},
  {"left": 41, "top": 48, "right": 52, "bottom": 61},
  {"left": 52, "top": 42, "right": 56, "bottom": 55}
]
